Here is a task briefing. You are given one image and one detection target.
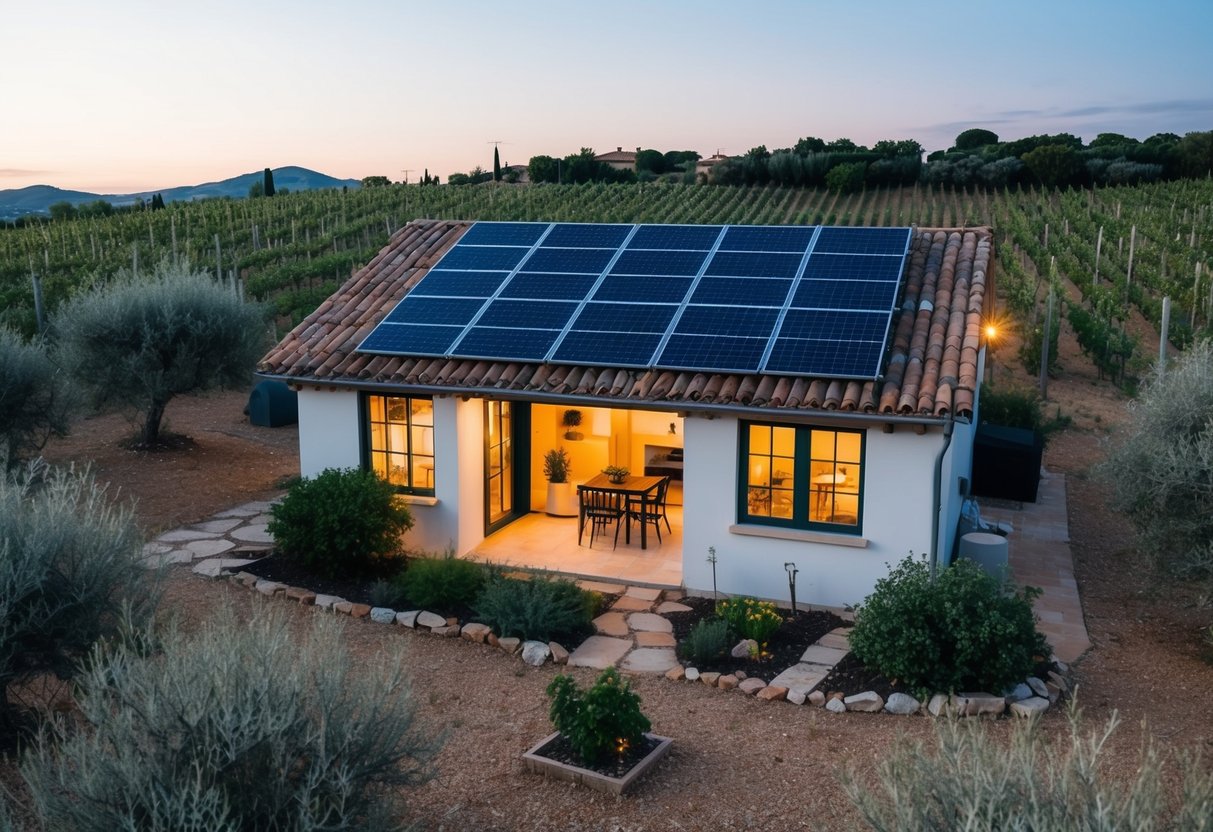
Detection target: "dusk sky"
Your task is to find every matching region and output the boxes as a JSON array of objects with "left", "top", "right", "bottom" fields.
[{"left": 4, "top": 0, "right": 1212, "bottom": 194}]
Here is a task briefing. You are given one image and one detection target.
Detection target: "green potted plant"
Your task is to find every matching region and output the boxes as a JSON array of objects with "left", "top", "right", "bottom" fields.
[
  {"left": 543, "top": 448, "right": 577, "bottom": 517},
  {"left": 562, "top": 409, "right": 583, "bottom": 441},
  {"left": 602, "top": 465, "right": 629, "bottom": 484},
  {"left": 523, "top": 668, "right": 672, "bottom": 796}
]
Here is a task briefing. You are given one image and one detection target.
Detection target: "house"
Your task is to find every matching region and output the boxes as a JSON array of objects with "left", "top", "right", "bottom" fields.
[
  {"left": 695, "top": 153, "right": 731, "bottom": 182},
  {"left": 258, "top": 220, "right": 993, "bottom": 611},
  {"left": 593, "top": 147, "right": 639, "bottom": 172}
]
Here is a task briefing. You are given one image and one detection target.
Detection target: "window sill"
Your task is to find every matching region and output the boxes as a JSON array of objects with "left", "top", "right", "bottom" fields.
[
  {"left": 396, "top": 494, "right": 438, "bottom": 507},
  {"left": 728, "top": 524, "right": 868, "bottom": 548}
]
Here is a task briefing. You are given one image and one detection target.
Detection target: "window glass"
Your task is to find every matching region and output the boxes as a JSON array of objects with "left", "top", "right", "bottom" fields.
[
  {"left": 366, "top": 394, "right": 434, "bottom": 494},
  {"left": 742, "top": 422, "right": 862, "bottom": 532}
]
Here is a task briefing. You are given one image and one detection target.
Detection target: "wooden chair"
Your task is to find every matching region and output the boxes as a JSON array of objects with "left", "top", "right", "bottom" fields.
[
  {"left": 578, "top": 487, "right": 624, "bottom": 549},
  {"left": 628, "top": 476, "right": 672, "bottom": 543}
]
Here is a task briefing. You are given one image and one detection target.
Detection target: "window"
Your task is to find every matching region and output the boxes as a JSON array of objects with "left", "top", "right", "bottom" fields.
[
  {"left": 739, "top": 422, "right": 863, "bottom": 533},
  {"left": 365, "top": 395, "right": 434, "bottom": 495}
]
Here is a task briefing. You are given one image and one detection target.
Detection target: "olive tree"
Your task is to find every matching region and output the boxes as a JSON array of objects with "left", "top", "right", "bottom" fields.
[
  {"left": 1099, "top": 340, "right": 1213, "bottom": 579},
  {"left": 0, "top": 462, "right": 158, "bottom": 731},
  {"left": 18, "top": 606, "right": 441, "bottom": 831},
  {"left": 53, "top": 261, "right": 267, "bottom": 447},
  {"left": 0, "top": 328, "right": 72, "bottom": 471}
]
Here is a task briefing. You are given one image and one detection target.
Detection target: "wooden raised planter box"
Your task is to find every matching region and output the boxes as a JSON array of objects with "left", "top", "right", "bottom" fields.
[{"left": 522, "top": 731, "right": 673, "bottom": 796}]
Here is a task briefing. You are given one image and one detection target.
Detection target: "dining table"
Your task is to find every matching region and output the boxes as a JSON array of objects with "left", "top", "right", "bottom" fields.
[{"left": 578, "top": 473, "right": 665, "bottom": 550}]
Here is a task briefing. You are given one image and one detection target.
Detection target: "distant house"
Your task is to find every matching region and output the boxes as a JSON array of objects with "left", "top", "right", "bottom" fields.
[
  {"left": 258, "top": 220, "right": 994, "bottom": 610},
  {"left": 502, "top": 164, "right": 530, "bottom": 184},
  {"left": 695, "top": 153, "right": 731, "bottom": 182},
  {"left": 594, "top": 147, "right": 639, "bottom": 172}
]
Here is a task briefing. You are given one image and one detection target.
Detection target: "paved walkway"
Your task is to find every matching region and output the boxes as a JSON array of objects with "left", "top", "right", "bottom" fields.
[{"left": 979, "top": 471, "right": 1092, "bottom": 664}]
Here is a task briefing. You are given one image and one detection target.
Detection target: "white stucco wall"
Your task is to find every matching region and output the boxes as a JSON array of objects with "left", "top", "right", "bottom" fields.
[
  {"left": 680, "top": 414, "right": 945, "bottom": 610},
  {"left": 297, "top": 388, "right": 361, "bottom": 475}
]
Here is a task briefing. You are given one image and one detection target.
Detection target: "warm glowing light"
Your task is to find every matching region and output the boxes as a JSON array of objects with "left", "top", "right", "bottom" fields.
[
  {"left": 985, "top": 324, "right": 998, "bottom": 340},
  {"left": 615, "top": 738, "right": 630, "bottom": 755}
]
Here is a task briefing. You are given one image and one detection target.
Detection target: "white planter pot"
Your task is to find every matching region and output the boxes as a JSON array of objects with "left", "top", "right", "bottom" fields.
[{"left": 545, "top": 482, "right": 578, "bottom": 516}]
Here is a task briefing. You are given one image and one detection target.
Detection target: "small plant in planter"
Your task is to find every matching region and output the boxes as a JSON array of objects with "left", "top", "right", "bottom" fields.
[
  {"left": 562, "top": 409, "right": 583, "bottom": 440},
  {"left": 543, "top": 448, "right": 577, "bottom": 516},
  {"left": 524, "top": 668, "right": 672, "bottom": 795},
  {"left": 602, "top": 465, "right": 629, "bottom": 484},
  {"left": 716, "top": 596, "right": 782, "bottom": 656}
]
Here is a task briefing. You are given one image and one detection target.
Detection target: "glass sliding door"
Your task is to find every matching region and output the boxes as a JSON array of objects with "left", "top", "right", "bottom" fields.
[{"left": 484, "top": 401, "right": 529, "bottom": 533}]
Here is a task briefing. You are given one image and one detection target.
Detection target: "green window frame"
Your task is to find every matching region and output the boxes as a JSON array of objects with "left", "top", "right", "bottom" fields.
[
  {"left": 738, "top": 421, "right": 864, "bottom": 534},
  {"left": 362, "top": 394, "right": 435, "bottom": 496}
]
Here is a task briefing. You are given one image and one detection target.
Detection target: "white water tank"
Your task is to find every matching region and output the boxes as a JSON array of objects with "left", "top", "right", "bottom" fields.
[{"left": 959, "top": 532, "right": 1009, "bottom": 579}]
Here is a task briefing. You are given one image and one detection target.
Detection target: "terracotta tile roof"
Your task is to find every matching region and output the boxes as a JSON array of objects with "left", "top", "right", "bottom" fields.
[{"left": 258, "top": 220, "right": 994, "bottom": 421}]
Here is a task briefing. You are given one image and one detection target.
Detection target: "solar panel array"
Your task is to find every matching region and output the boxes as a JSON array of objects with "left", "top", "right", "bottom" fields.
[{"left": 357, "top": 222, "right": 913, "bottom": 378}]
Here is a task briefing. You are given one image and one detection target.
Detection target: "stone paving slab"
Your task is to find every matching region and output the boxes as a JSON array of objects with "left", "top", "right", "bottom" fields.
[
  {"left": 800, "top": 644, "right": 848, "bottom": 665},
  {"left": 624, "top": 586, "right": 663, "bottom": 602},
  {"left": 610, "top": 595, "right": 653, "bottom": 612},
  {"left": 621, "top": 647, "right": 679, "bottom": 673},
  {"left": 185, "top": 538, "right": 236, "bottom": 558},
  {"left": 592, "top": 612, "right": 630, "bottom": 637},
  {"left": 568, "top": 636, "right": 632, "bottom": 669},
  {"left": 768, "top": 663, "right": 828, "bottom": 696},
  {"left": 627, "top": 612, "right": 672, "bottom": 633},
  {"left": 191, "top": 557, "right": 258, "bottom": 578},
  {"left": 816, "top": 632, "right": 850, "bottom": 650},
  {"left": 655, "top": 601, "right": 692, "bottom": 614},
  {"left": 634, "top": 631, "right": 676, "bottom": 648},
  {"left": 577, "top": 580, "right": 627, "bottom": 595},
  {"left": 231, "top": 524, "right": 273, "bottom": 544},
  {"left": 191, "top": 517, "right": 244, "bottom": 534},
  {"left": 158, "top": 529, "right": 222, "bottom": 543}
]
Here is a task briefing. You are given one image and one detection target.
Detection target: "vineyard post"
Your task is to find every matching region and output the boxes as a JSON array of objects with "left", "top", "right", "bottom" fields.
[
  {"left": 170, "top": 215, "right": 178, "bottom": 264},
  {"left": 1094, "top": 226, "right": 1103, "bottom": 284},
  {"left": 30, "top": 273, "right": 44, "bottom": 335},
  {"left": 1158, "top": 296, "right": 1171, "bottom": 374},
  {"left": 1039, "top": 289, "right": 1054, "bottom": 401},
  {"left": 1126, "top": 224, "right": 1136, "bottom": 287},
  {"left": 214, "top": 234, "right": 222, "bottom": 283},
  {"left": 1193, "top": 262, "right": 1201, "bottom": 328},
  {"left": 132, "top": 242, "right": 138, "bottom": 277}
]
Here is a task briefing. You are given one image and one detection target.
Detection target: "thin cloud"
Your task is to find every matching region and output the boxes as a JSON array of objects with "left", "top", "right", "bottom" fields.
[{"left": 921, "top": 98, "right": 1213, "bottom": 136}]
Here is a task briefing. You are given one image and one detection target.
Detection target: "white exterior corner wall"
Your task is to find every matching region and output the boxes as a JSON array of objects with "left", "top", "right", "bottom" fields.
[
  {"left": 680, "top": 414, "right": 944, "bottom": 610},
  {"left": 297, "top": 388, "right": 361, "bottom": 475},
  {"left": 937, "top": 415, "right": 977, "bottom": 567}
]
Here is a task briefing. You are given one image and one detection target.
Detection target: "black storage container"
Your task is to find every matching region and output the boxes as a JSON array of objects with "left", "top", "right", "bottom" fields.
[
  {"left": 971, "top": 424, "right": 1043, "bottom": 503},
  {"left": 248, "top": 380, "right": 298, "bottom": 427}
]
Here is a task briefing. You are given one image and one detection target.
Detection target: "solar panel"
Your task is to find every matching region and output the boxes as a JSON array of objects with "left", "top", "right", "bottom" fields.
[
  {"left": 814, "top": 226, "right": 912, "bottom": 256},
  {"left": 357, "top": 221, "right": 913, "bottom": 381}
]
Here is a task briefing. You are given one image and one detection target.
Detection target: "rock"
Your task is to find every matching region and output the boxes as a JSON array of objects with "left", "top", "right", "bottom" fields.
[
  {"left": 285, "top": 586, "right": 315, "bottom": 605},
  {"left": 348, "top": 604, "right": 371, "bottom": 619},
  {"left": 1004, "top": 683, "right": 1033, "bottom": 702},
  {"left": 192, "top": 557, "right": 256, "bottom": 578},
  {"left": 567, "top": 636, "right": 630, "bottom": 669},
  {"left": 731, "top": 639, "right": 758, "bottom": 659},
  {"left": 928, "top": 693, "right": 950, "bottom": 717},
  {"left": 769, "top": 663, "right": 827, "bottom": 699},
  {"left": 844, "top": 691, "right": 884, "bottom": 713},
  {"left": 417, "top": 611, "right": 446, "bottom": 630},
  {"left": 655, "top": 601, "right": 692, "bottom": 614},
  {"left": 487, "top": 633, "right": 499, "bottom": 648},
  {"left": 735, "top": 670, "right": 747, "bottom": 680},
  {"left": 395, "top": 610, "right": 420, "bottom": 627},
  {"left": 757, "top": 685, "right": 788, "bottom": 702},
  {"left": 431, "top": 625, "right": 461, "bottom": 637},
  {"left": 370, "top": 607, "right": 396, "bottom": 624},
  {"left": 230, "top": 524, "right": 273, "bottom": 544},
  {"left": 461, "top": 623, "right": 491, "bottom": 643},
  {"left": 625, "top": 586, "right": 663, "bottom": 601},
  {"left": 334, "top": 601, "right": 353, "bottom": 615},
  {"left": 313, "top": 594, "right": 344, "bottom": 610},
  {"left": 621, "top": 648, "right": 679, "bottom": 674},
  {"left": 254, "top": 580, "right": 285, "bottom": 596},
  {"left": 808, "top": 690, "right": 826, "bottom": 707},
  {"left": 626, "top": 612, "right": 672, "bottom": 633},
  {"left": 1027, "top": 676, "right": 1049, "bottom": 698},
  {"left": 1052, "top": 658, "right": 1069, "bottom": 673},
  {"left": 549, "top": 642, "right": 569, "bottom": 664},
  {"left": 234, "top": 571, "right": 260, "bottom": 588},
  {"left": 665, "top": 665, "right": 686, "bottom": 681},
  {"left": 592, "top": 612, "right": 630, "bottom": 637},
  {"left": 185, "top": 538, "right": 236, "bottom": 558},
  {"left": 498, "top": 637, "right": 520, "bottom": 654},
  {"left": 521, "top": 641, "right": 550, "bottom": 666},
  {"left": 827, "top": 691, "right": 844, "bottom": 702},
  {"left": 718, "top": 674, "right": 739, "bottom": 691},
  {"left": 685, "top": 667, "right": 701, "bottom": 682},
  {"left": 738, "top": 678, "right": 767, "bottom": 695},
  {"left": 825, "top": 697, "right": 846, "bottom": 713},
  {"left": 610, "top": 595, "right": 653, "bottom": 612},
  {"left": 1045, "top": 681, "right": 1062, "bottom": 704},
  {"left": 1010, "top": 696, "right": 1050, "bottom": 718},
  {"left": 816, "top": 630, "right": 851, "bottom": 651},
  {"left": 1047, "top": 670, "right": 1069, "bottom": 692},
  {"left": 700, "top": 672, "right": 721, "bottom": 688},
  {"left": 800, "top": 644, "right": 849, "bottom": 666},
  {"left": 445, "top": 616, "right": 459, "bottom": 626},
  {"left": 787, "top": 689, "right": 806, "bottom": 705},
  {"left": 884, "top": 692, "right": 920, "bottom": 715},
  {"left": 951, "top": 692, "right": 1006, "bottom": 716},
  {"left": 634, "top": 631, "right": 676, "bottom": 648}
]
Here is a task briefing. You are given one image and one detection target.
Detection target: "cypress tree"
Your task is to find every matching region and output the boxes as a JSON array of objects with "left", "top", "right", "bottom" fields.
[
  {"left": 263, "top": 168, "right": 276, "bottom": 197},
  {"left": 493, "top": 147, "right": 501, "bottom": 182}
]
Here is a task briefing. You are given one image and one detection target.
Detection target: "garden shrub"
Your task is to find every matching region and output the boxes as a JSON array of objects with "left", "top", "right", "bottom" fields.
[
  {"left": 368, "top": 578, "right": 408, "bottom": 609},
  {"left": 979, "top": 384, "right": 1044, "bottom": 433},
  {"left": 677, "top": 617, "right": 730, "bottom": 665},
  {"left": 841, "top": 705, "right": 1213, "bottom": 831},
  {"left": 1099, "top": 340, "right": 1213, "bottom": 580},
  {"left": 0, "top": 327, "right": 73, "bottom": 471},
  {"left": 474, "top": 574, "right": 595, "bottom": 643},
  {"left": 18, "top": 605, "right": 441, "bottom": 831},
  {"left": 547, "top": 668, "right": 651, "bottom": 766},
  {"left": 716, "top": 596, "right": 782, "bottom": 645},
  {"left": 268, "top": 467, "right": 413, "bottom": 578},
  {"left": 0, "top": 461, "right": 158, "bottom": 731},
  {"left": 849, "top": 554, "right": 1047, "bottom": 698},
  {"left": 397, "top": 553, "right": 487, "bottom": 610}
]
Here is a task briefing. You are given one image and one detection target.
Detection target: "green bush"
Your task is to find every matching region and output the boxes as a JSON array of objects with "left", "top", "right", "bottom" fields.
[
  {"left": 17, "top": 606, "right": 441, "bottom": 831},
  {"left": 715, "top": 596, "right": 782, "bottom": 645},
  {"left": 841, "top": 705, "right": 1213, "bottom": 831},
  {"left": 677, "top": 617, "right": 730, "bottom": 665},
  {"left": 979, "top": 384, "right": 1044, "bottom": 432},
  {"left": 0, "top": 462, "right": 158, "bottom": 731},
  {"left": 825, "top": 161, "right": 867, "bottom": 193},
  {"left": 368, "top": 578, "right": 408, "bottom": 609},
  {"left": 474, "top": 574, "right": 595, "bottom": 643},
  {"left": 849, "top": 554, "right": 1048, "bottom": 698},
  {"left": 547, "top": 668, "right": 651, "bottom": 766},
  {"left": 397, "top": 554, "right": 487, "bottom": 610},
  {"left": 268, "top": 467, "right": 413, "bottom": 578},
  {"left": 0, "top": 327, "right": 73, "bottom": 471}
]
